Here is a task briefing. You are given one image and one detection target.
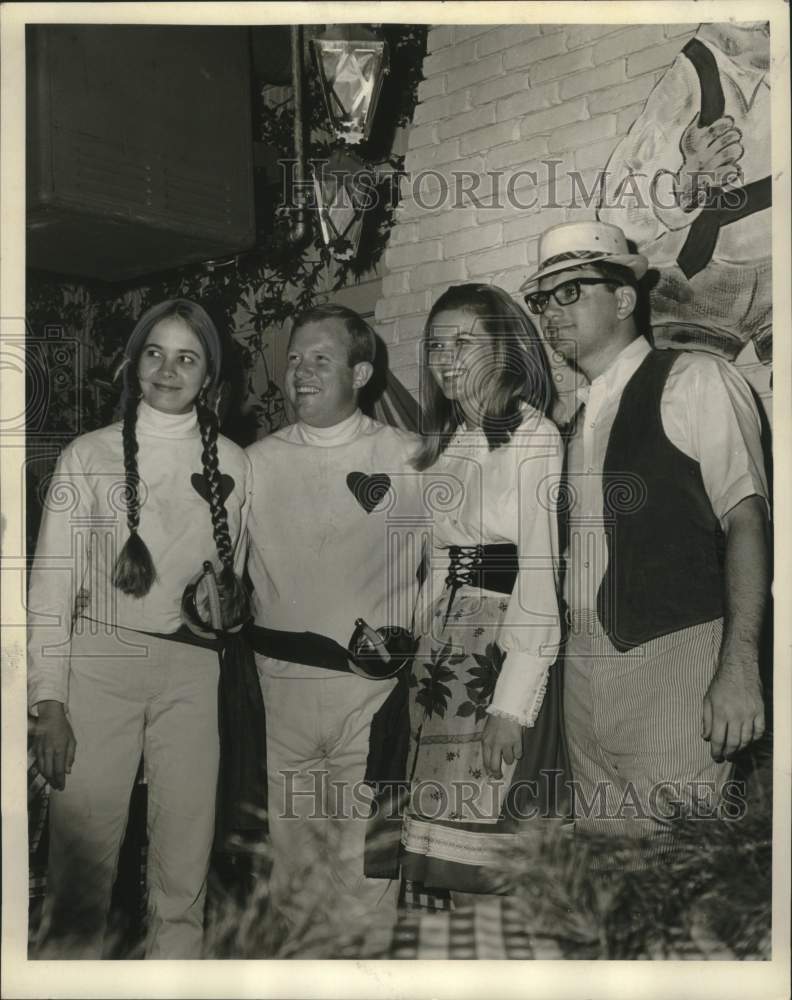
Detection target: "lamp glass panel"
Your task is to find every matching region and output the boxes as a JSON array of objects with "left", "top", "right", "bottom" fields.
[
  {"left": 313, "top": 168, "right": 365, "bottom": 260},
  {"left": 315, "top": 39, "right": 385, "bottom": 140}
]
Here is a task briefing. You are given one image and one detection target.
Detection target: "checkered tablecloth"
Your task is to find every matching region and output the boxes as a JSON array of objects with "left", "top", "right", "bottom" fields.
[
  {"left": 391, "top": 900, "right": 739, "bottom": 960},
  {"left": 392, "top": 894, "right": 565, "bottom": 960},
  {"left": 390, "top": 881, "right": 736, "bottom": 960}
]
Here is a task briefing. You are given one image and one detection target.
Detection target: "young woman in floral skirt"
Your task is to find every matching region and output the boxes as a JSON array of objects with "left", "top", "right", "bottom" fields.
[{"left": 401, "top": 283, "right": 568, "bottom": 898}]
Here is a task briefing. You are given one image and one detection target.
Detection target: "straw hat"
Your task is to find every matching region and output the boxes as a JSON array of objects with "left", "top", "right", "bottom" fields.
[{"left": 519, "top": 221, "right": 648, "bottom": 289}]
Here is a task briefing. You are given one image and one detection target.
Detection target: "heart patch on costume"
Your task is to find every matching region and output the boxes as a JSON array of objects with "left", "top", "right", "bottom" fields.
[
  {"left": 346, "top": 472, "right": 391, "bottom": 514},
  {"left": 191, "top": 472, "right": 235, "bottom": 505}
]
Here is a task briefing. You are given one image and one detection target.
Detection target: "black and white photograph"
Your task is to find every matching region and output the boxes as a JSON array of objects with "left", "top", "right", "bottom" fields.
[{"left": 1, "top": 2, "right": 790, "bottom": 998}]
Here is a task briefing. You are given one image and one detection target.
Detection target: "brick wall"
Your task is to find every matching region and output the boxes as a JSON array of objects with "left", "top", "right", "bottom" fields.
[{"left": 374, "top": 22, "right": 772, "bottom": 420}]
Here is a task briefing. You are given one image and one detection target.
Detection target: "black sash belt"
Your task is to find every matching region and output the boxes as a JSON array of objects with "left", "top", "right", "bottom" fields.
[
  {"left": 244, "top": 622, "right": 353, "bottom": 672},
  {"left": 76, "top": 618, "right": 222, "bottom": 653},
  {"left": 145, "top": 624, "right": 222, "bottom": 652}
]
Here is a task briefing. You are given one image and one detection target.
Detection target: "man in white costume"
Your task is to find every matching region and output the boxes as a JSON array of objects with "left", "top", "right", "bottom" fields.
[{"left": 245, "top": 303, "right": 422, "bottom": 953}]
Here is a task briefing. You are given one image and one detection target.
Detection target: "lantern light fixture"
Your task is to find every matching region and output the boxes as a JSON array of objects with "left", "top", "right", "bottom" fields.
[
  {"left": 312, "top": 151, "right": 372, "bottom": 261},
  {"left": 310, "top": 24, "right": 389, "bottom": 144}
]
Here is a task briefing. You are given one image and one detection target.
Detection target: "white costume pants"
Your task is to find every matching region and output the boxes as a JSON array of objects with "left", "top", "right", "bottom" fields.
[
  {"left": 36, "top": 625, "right": 220, "bottom": 959},
  {"left": 258, "top": 667, "right": 398, "bottom": 955}
]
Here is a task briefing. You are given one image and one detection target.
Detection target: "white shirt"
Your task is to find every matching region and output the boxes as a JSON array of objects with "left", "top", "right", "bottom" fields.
[
  {"left": 422, "top": 406, "right": 564, "bottom": 726},
  {"left": 564, "top": 338, "right": 768, "bottom": 613}
]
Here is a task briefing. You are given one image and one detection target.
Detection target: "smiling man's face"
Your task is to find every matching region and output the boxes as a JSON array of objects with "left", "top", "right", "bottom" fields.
[{"left": 285, "top": 318, "right": 370, "bottom": 428}]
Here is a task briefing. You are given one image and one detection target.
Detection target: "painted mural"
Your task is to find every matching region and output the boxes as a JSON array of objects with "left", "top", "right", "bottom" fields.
[{"left": 598, "top": 23, "right": 771, "bottom": 376}]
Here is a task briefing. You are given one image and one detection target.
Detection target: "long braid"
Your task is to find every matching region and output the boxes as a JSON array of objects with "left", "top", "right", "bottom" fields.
[
  {"left": 197, "top": 398, "right": 250, "bottom": 627},
  {"left": 112, "top": 393, "right": 157, "bottom": 596}
]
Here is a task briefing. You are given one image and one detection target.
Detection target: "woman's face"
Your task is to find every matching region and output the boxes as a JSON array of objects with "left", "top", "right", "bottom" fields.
[
  {"left": 137, "top": 316, "right": 209, "bottom": 414},
  {"left": 426, "top": 307, "right": 496, "bottom": 418}
]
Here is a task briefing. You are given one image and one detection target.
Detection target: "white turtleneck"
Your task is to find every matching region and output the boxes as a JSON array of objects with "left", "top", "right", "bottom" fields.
[
  {"left": 283, "top": 408, "right": 367, "bottom": 447},
  {"left": 135, "top": 398, "right": 200, "bottom": 438},
  {"left": 245, "top": 411, "right": 423, "bottom": 678},
  {"left": 27, "top": 403, "right": 252, "bottom": 708}
]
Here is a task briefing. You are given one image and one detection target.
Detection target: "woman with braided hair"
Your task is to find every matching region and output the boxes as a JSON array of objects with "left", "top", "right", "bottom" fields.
[
  {"left": 28, "top": 299, "right": 251, "bottom": 958},
  {"left": 401, "top": 284, "right": 569, "bottom": 899}
]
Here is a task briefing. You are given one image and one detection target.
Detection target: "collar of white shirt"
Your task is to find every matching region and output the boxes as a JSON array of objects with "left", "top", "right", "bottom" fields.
[{"left": 575, "top": 337, "right": 652, "bottom": 409}]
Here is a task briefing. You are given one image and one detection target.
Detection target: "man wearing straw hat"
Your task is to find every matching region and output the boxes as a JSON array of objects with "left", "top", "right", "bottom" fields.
[{"left": 520, "top": 220, "right": 769, "bottom": 856}]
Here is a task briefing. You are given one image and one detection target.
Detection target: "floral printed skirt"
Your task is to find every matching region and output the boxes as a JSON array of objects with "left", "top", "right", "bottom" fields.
[{"left": 401, "top": 587, "right": 570, "bottom": 894}]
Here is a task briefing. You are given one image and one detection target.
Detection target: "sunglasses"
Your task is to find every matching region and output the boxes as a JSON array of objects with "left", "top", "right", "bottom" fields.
[{"left": 524, "top": 277, "right": 620, "bottom": 315}]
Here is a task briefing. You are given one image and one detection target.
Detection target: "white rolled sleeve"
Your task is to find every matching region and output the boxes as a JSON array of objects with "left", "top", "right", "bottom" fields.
[
  {"left": 662, "top": 354, "right": 768, "bottom": 527},
  {"left": 27, "top": 444, "right": 91, "bottom": 710},
  {"left": 487, "top": 435, "right": 563, "bottom": 727}
]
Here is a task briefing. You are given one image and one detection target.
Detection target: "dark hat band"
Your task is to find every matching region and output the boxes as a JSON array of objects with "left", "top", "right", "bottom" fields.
[{"left": 540, "top": 250, "right": 606, "bottom": 269}]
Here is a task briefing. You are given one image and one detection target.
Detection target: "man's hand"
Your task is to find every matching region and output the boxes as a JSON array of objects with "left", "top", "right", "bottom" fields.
[
  {"left": 702, "top": 657, "right": 765, "bottom": 762},
  {"left": 674, "top": 112, "right": 744, "bottom": 211},
  {"left": 33, "top": 700, "right": 76, "bottom": 791},
  {"left": 481, "top": 714, "right": 523, "bottom": 779},
  {"left": 702, "top": 495, "right": 769, "bottom": 762}
]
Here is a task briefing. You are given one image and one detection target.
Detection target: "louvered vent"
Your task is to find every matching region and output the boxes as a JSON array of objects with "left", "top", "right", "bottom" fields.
[{"left": 27, "top": 25, "right": 256, "bottom": 281}]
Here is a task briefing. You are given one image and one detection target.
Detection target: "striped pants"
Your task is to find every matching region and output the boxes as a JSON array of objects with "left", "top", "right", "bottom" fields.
[{"left": 563, "top": 615, "right": 733, "bottom": 861}]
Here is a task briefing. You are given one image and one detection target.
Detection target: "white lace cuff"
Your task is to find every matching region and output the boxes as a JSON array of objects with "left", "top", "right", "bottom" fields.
[
  {"left": 486, "top": 658, "right": 551, "bottom": 728},
  {"left": 521, "top": 666, "right": 550, "bottom": 727}
]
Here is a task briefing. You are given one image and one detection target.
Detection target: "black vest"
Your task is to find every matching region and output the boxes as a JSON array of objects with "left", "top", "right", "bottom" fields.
[{"left": 597, "top": 350, "right": 725, "bottom": 651}]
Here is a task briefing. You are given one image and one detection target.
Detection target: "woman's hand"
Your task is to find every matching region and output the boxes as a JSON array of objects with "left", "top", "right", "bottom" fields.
[
  {"left": 32, "top": 701, "right": 76, "bottom": 791},
  {"left": 481, "top": 714, "right": 523, "bottom": 778}
]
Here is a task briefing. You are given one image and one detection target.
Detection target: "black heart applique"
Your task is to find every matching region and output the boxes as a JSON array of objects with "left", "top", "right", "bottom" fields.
[
  {"left": 191, "top": 472, "right": 235, "bottom": 505},
  {"left": 346, "top": 472, "right": 391, "bottom": 514}
]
